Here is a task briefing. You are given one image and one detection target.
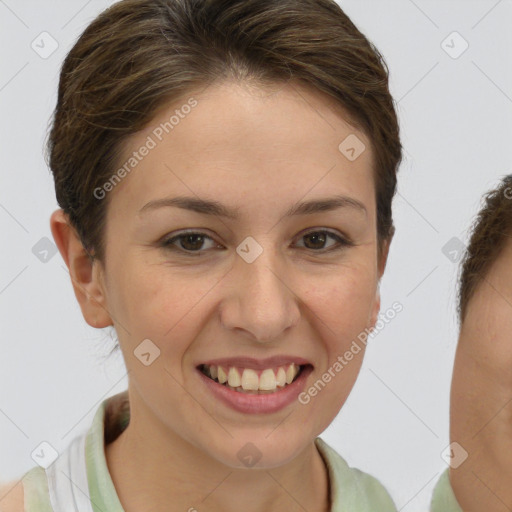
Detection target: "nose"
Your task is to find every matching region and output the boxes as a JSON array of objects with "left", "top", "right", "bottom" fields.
[{"left": 219, "top": 245, "right": 301, "bottom": 343}]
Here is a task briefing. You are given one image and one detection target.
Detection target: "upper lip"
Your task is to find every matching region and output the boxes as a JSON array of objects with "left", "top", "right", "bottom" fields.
[{"left": 198, "top": 356, "right": 313, "bottom": 371}]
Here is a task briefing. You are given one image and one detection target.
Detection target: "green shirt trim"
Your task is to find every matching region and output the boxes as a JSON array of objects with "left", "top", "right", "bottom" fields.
[
  {"left": 430, "top": 469, "right": 463, "bottom": 512},
  {"left": 21, "top": 391, "right": 396, "bottom": 512}
]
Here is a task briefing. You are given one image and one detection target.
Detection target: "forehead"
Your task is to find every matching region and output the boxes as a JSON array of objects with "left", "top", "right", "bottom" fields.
[{"left": 110, "top": 79, "right": 376, "bottom": 218}]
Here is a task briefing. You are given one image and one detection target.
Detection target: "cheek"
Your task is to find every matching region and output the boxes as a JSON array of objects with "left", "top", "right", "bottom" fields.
[
  {"left": 299, "top": 271, "right": 374, "bottom": 426},
  {"left": 106, "top": 257, "right": 215, "bottom": 345},
  {"left": 304, "top": 263, "right": 378, "bottom": 337},
  {"left": 301, "top": 262, "right": 376, "bottom": 383},
  {"left": 109, "top": 249, "right": 378, "bottom": 355}
]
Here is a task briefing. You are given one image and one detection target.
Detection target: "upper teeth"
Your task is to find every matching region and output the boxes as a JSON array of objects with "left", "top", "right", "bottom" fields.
[{"left": 203, "top": 363, "right": 301, "bottom": 391}]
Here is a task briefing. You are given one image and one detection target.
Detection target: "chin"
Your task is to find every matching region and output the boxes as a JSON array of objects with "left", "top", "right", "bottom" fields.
[{"left": 204, "top": 430, "right": 314, "bottom": 470}]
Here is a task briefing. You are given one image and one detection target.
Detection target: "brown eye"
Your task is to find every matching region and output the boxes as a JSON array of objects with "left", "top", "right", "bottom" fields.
[
  {"left": 161, "top": 231, "right": 218, "bottom": 254},
  {"left": 297, "top": 230, "right": 352, "bottom": 252},
  {"left": 178, "top": 233, "right": 206, "bottom": 251},
  {"left": 160, "top": 229, "right": 352, "bottom": 256},
  {"left": 303, "top": 232, "right": 328, "bottom": 250}
]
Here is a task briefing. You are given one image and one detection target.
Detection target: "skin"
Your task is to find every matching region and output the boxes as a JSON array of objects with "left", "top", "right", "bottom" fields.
[
  {"left": 450, "top": 238, "right": 512, "bottom": 511},
  {"left": 50, "top": 79, "right": 390, "bottom": 512}
]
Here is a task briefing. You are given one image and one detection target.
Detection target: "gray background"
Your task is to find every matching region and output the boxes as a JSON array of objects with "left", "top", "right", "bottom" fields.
[{"left": 1, "top": 0, "right": 511, "bottom": 510}]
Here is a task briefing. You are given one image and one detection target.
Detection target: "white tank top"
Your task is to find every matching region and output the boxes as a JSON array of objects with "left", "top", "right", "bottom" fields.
[{"left": 44, "top": 432, "right": 94, "bottom": 512}]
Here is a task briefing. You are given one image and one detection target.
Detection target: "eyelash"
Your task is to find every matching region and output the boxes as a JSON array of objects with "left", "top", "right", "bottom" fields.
[{"left": 159, "top": 229, "right": 353, "bottom": 256}]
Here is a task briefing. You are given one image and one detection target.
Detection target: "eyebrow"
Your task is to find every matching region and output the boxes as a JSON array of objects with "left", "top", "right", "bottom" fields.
[{"left": 138, "top": 194, "right": 367, "bottom": 219}]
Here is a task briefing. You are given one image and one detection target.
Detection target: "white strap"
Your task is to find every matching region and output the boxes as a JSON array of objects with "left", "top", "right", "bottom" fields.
[{"left": 45, "top": 433, "right": 95, "bottom": 512}]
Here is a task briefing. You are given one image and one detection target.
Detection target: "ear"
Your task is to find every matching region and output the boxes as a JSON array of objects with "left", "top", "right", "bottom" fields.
[
  {"left": 50, "top": 209, "right": 113, "bottom": 328},
  {"left": 368, "top": 234, "right": 393, "bottom": 329}
]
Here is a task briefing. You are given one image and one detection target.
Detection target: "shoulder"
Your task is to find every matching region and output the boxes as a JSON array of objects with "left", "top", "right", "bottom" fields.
[
  {"left": 315, "top": 437, "right": 397, "bottom": 511},
  {"left": 430, "top": 469, "right": 463, "bottom": 512},
  {"left": 0, "top": 466, "right": 52, "bottom": 512},
  {"left": 0, "top": 479, "right": 24, "bottom": 512}
]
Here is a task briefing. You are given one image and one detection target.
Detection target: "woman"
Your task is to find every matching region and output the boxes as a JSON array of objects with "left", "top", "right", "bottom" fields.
[
  {"left": 431, "top": 175, "right": 512, "bottom": 511},
  {"left": 0, "top": 0, "right": 402, "bottom": 510}
]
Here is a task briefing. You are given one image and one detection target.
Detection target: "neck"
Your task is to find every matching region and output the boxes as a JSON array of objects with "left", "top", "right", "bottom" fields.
[{"left": 104, "top": 391, "right": 330, "bottom": 512}]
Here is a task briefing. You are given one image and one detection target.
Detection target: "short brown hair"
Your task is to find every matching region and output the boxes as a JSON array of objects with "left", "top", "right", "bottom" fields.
[
  {"left": 46, "top": 0, "right": 402, "bottom": 264},
  {"left": 458, "top": 175, "right": 512, "bottom": 322}
]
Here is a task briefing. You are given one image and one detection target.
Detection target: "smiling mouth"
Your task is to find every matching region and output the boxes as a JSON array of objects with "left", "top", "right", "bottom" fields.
[{"left": 198, "top": 363, "right": 309, "bottom": 394}]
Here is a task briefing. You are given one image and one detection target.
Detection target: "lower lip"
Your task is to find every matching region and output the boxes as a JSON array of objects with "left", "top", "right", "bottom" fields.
[{"left": 196, "top": 365, "right": 313, "bottom": 414}]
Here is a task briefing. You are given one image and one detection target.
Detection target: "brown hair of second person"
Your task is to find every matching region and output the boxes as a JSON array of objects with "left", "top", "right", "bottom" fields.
[{"left": 457, "top": 174, "right": 512, "bottom": 322}]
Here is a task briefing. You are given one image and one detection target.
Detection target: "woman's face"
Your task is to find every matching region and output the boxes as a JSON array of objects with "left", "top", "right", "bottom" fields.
[{"left": 92, "top": 80, "right": 386, "bottom": 468}]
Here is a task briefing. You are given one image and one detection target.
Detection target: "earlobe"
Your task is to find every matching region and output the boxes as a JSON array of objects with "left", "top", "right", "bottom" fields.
[{"left": 49, "top": 209, "right": 113, "bottom": 328}]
